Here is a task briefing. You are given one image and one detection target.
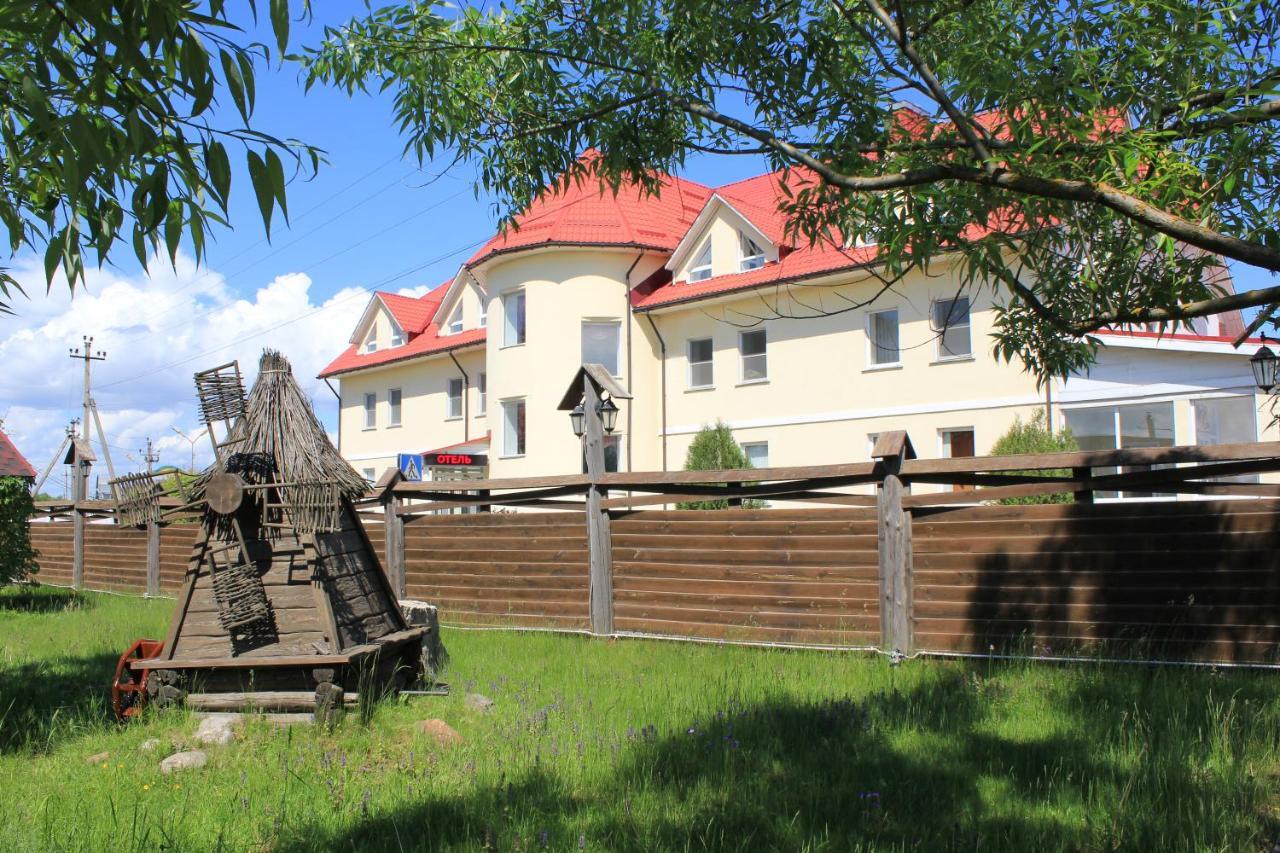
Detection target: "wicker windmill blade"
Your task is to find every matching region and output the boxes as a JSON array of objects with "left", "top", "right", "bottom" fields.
[{"left": 126, "top": 349, "right": 424, "bottom": 716}]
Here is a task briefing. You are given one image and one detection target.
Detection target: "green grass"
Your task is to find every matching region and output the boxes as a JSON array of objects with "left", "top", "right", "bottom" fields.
[{"left": 1, "top": 585, "right": 1278, "bottom": 851}]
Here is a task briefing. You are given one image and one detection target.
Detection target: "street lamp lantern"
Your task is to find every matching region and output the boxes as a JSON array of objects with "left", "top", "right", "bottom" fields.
[
  {"left": 1251, "top": 339, "right": 1279, "bottom": 392},
  {"left": 597, "top": 397, "right": 619, "bottom": 433},
  {"left": 569, "top": 403, "right": 586, "bottom": 438}
]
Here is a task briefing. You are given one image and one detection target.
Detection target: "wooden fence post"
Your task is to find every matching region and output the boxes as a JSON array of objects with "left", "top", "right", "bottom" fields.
[
  {"left": 872, "top": 431, "right": 916, "bottom": 656},
  {"left": 583, "top": 377, "right": 615, "bottom": 636},
  {"left": 383, "top": 493, "right": 406, "bottom": 600},
  {"left": 1073, "top": 467, "right": 1095, "bottom": 504},
  {"left": 146, "top": 520, "right": 161, "bottom": 597},
  {"left": 72, "top": 502, "right": 84, "bottom": 591}
]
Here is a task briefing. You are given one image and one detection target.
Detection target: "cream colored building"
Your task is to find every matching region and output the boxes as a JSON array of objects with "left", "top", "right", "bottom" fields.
[{"left": 319, "top": 167, "right": 1272, "bottom": 490}]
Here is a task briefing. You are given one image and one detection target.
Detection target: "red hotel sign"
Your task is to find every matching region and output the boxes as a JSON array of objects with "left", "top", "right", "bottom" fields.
[{"left": 424, "top": 452, "right": 488, "bottom": 467}]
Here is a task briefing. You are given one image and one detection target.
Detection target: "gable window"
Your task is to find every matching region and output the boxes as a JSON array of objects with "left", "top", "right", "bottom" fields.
[
  {"left": 390, "top": 325, "right": 405, "bottom": 348},
  {"left": 739, "top": 233, "right": 765, "bottom": 271},
  {"left": 742, "top": 441, "right": 769, "bottom": 469},
  {"left": 739, "top": 329, "right": 768, "bottom": 383},
  {"left": 388, "top": 388, "right": 402, "bottom": 427},
  {"left": 933, "top": 296, "right": 971, "bottom": 360},
  {"left": 867, "top": 309, "right": 900, "bottom": 366},
  {"left": 363, "top": 331, "right": 378, "bottom": 354},
  {"left": 363, "top": 392, "right": 377, "bottom": 429},
  {"left": 477, "top": 372, "right": 487, "bottom": 416},
  {"left": 688, "top": 241, "right": 713, "bottom": 282},
  {"left": 447, "top": 306, "right": 463, "bottom": 335},
  {"left": 502, "top": 399, "right": 526, "bottom": 457},
  {"left": 688, "top": 338, "right": 713, "bottom": 389},
  {"left": 582, "top": 321, "right": 621, "bottom": 377},
  {"left": 447, "top": 378, "right": 464, "bottom": 419},
  {"left": 503, "top": 291, "right": 526, "bottom": 346}
]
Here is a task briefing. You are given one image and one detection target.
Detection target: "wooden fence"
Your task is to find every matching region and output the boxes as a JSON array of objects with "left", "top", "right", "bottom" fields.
[{"left": 25, "top": 433, "right": 1280, "bottom": 665}]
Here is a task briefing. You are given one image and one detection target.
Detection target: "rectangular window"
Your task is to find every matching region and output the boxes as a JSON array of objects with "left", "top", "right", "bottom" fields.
[
  {"left": 447, "top": 306, "right": 463, "bottom": 335},
  {"left": 582, "top": 321, "right": 621, "bottom": 376},
  {"left": 740, "top": 329, "right": 767, "bottom": 382},
  {"left": 1065, "top": 402, "right": 1176, "bottom": 498},
  {"left": 1194, "top": 396, "right": 1258, "bottom": 483},
  {"left": 933, "top": 296, "right": 971, "bottom": 359},
  {"left": 388, "top": 388, "right": 402, "bottom": 427},
  {"left": 582, "top": 434, "right": 622, "bottom": 474},
  {"left": 364, "top": 332, "right": 377, "bottom": 354},
  {"left": 688, "top": 338, "right": 714, "bottom": 388},
  {"left": 363, "top": 392, "right": 377, "bottom": 429},
  {"left": 447, "top": 378, "right": 464, "bottom": 419},
  {"left": 477, "top": 372, "right": 487, "bottom": 416},
  {"left": 503, "top": 291, "right": 526, "bottom": 346},
  {"left": 688, "top": 242, "right": 713, "bottom": 282},
  {"left": 502, "top": 399, "right": 526, "bottom": 457},
  {"left": 390, "top": 327, "right": 404, "bottom": 347},
  {"left": 742, "top": 441, "right": 769, "bottom": 469},
  {"left": 362, "top": 468, "right": 376, "bottom": 484},
  {"left": 867, "top": 309, "right": 900, "bottom": 366}
]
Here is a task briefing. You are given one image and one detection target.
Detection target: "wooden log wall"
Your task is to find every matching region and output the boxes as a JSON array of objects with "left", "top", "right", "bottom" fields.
[
  {"left": 401, "top": 511, "right": 590, "bottom": 629},
  {"left": 609, "top": 508, "right": 881, "bottom": 646},
  {"left": 28, "top": 522, "right": 74, "bottom": 587},
  {"left": 911, "top": 499, "right": 1280, "bottom": 662}
]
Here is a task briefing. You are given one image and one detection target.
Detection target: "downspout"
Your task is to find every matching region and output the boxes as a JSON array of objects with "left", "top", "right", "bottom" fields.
[
  {"left": 624, "top": 251, "right": 643, "bottom": 473},
  {"left": 644, "top": 312, "right": 668, "bottom": 471},
  {"left": 449, "top": 350, "right": 470, "bottom": 442}
]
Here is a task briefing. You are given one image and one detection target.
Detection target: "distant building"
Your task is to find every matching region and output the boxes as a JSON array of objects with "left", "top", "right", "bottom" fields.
[
  {"left": 319, "top": 161, "right": 1271, "bottom": 490},
  {"left": 0, "top": 426, "right": 37, "bottom": 484}
]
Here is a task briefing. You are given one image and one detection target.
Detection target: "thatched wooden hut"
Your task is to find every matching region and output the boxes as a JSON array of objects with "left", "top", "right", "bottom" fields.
[{"left": 128, "top": 351, "right": 426, "bottom": 713}]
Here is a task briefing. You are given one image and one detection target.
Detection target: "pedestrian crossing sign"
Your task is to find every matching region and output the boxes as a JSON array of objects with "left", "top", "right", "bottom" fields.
[{"left": 397, "top": 453, "right": 424, "bottom": 482}]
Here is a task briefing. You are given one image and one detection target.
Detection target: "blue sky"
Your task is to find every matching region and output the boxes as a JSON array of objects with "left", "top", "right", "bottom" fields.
[{"left": 0, "top": 3, "right": 1272, "bottom": 492}]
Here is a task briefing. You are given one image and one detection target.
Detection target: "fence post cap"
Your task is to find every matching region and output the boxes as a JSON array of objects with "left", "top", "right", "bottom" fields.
[
  {"left": 374, "top": 468, "right": 404, "bottom": 502},
  {"left": 871, "top": 431, "right": 916, "bottom": 461}
]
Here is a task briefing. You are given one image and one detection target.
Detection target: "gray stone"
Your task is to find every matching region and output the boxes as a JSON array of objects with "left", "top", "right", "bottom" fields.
[
  {"left": 465, "top": 692, "right": 494, "bottom": 712},
  {"left": 400, "top": 599, "right": 449, "bottom": 678},
  {"left": 86, "top": 751, "right": 109, "bottom": 765},
  {"left": 193, "top": 713, "right": 241, "bottom": 746},
  {"left": 159, "top": 750, "right": 208, "bottom": 774},
  {"left": 138, "top": 738, "right": 162, "bottom": 753}
]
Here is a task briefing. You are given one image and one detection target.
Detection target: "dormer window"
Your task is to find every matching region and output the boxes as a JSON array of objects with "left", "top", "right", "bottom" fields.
[
  {"left": 363, "top": 331, "right": 378, "bottom": 354},
  {"left": 390, "top": 326, "right": 405, "bottom": 348},
  {"left": 739, "top": 233, "right": 765, "bottom": 271},
  {"left": 447, "top": 306, "right": 463, "bottom": 335},
  {"left": 688, "top": 242, "right": 713, "bottom": 282}
]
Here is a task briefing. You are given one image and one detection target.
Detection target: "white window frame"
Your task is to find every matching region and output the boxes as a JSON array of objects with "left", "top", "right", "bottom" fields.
[
  {"left": 389, "top": 323, "right": 405, "bottom": 348},
  {"left": 446, "top": 378, "right": 464, "bottom": 420},
  {"left": 741, "top": 441, "right": 769, "bottom": 469},
  {"left": 363, "top": 330, "right": 378, "bottom": 354},
  {"left": 388, "top": 388, "right": 402, "bottom": 428},
  {"left": 932, "top": 296, "right": 972, "bottom": 361},
  {"left": 581, "top": 320, "right": 623, "bottom": 377},
  {"left": 447, "top": 305, "right": 463, "bottom": 335},
  {"left": 939, "top": 427, "right": 976, "bottom": 493},
  {"left": 687, "top": 241, "right": 713, "bottom": 282},
  {"left": 501, "top": 398, "right": 526, "bottom": 458},
  {"left": 362, "top": 468, "right": 376, "bottom": 484},
  {"left": 738, "top": 328, "right": 768, "bottom": 384},
  {"left": 739, "top": 233, "right": 765, "bottom": 271},
  {"left": 503, "top": 291, "right": 526, "bottom": 346},
  {"left": 476, "top": 372, "right": 487, "bottom": 416},
  {"left": 363, "top": 392, "right": 377, "bottom": 429},
  {"left": 687, "top": 337, "right": 714, "bottom": 390},
  {"left": 865, "top": 307, "right": 901, "bottom": 368}
]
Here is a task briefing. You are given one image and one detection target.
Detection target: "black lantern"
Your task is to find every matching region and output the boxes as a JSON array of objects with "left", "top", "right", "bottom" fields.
[
  {"left": 1251, "top": 341, "right": 1279, "bottom": 392},
  {"left": 597, "top": 397, "right": 619, "bottom": 433},
  {"left": 569, "top": 403, "right": 586, "bottom": 437}
]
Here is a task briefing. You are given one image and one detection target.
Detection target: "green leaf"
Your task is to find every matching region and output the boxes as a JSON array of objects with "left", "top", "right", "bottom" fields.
[
  {"left": 270, "top": 0, "right": 290, "bottom": 55},
  {"left": 246, "top": 149, "right": 275, "bottom": 238},
  {"left": 220, "top": 49, "right": 250, "bottom": 121},
  {"left": 207, "top": 141, "right": 231, "bottom": 209}
]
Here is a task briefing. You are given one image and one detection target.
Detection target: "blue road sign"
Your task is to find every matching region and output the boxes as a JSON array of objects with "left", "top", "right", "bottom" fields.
[{"left": 397, "top": 453, "right": 424, "bottom": 482}]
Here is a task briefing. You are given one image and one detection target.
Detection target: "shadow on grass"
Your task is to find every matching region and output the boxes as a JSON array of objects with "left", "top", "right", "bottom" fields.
[
  {"left": 270, "top": 663, "right": 1277, "bottom": 852},
  {"left": 0, "top": 585, "right": 91, "bottom": 614},
  {"left": 0, "top": 649, "right": 123, "bottom": 754}
]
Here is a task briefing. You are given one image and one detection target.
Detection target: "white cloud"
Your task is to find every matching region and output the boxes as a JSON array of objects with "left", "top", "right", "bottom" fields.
[{"left": 0, "top": 253, "right": 375, "bottom": 495}]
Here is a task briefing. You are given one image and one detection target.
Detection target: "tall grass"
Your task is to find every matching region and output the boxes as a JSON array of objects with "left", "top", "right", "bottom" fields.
[{"left": 0, "top": 585, "right": 1277, "bottom": 851}]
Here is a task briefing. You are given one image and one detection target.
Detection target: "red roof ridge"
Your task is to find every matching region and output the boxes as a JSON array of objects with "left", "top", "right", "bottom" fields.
[{"left": 0, "top": 427, "right": 36, "bottom": 479}]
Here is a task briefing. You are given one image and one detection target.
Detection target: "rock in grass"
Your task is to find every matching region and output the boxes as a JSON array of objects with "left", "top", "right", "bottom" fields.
[
  {"left": 416, "top": 719, "right": 463, "bottom": 747},
  {"left": 465, "top": 693, "right": 494, "bottom": 712},
  {"left": 159, "top": 750, "right": 207, "bottom": 774},
  {"left": 86, "top": 751, "right": 109, "bottom": 765},
  {"left": 139, "top": 738, "right": 161, "bottom": 753},
  {"left": 193, "top": 713, "right": 241, "bottom": 746}
]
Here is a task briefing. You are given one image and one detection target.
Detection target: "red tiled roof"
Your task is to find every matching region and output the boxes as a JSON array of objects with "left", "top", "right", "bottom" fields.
[
  {"left": 318, "top": 286, "right": 485, "bottom": 378},
  {"left": 467, "top": 158, "right": 712, "bottom": 267},
  {"left": 0, "top": 428, "right": 36, "bottom": 479}
]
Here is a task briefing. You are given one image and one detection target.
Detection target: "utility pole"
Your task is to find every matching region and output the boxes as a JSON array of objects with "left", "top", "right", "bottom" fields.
[
  {"left": 69, "top": 336, "right": 116, "bottom": 488},
  {"left": 142, "top": 437, "right": 159, "bottom": 474}
]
